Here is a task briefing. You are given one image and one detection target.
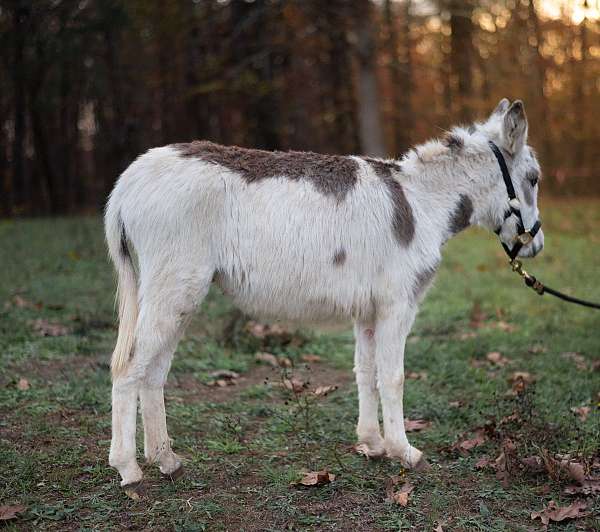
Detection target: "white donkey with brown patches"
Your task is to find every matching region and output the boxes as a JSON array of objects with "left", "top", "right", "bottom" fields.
[{"left": 105, "top": 99, "right": 543, "bottom": 489}]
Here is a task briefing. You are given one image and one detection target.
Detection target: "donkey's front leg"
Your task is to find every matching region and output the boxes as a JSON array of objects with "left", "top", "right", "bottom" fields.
[
  {"left": 353, "top": 321, "right": 385, "bottom": 457},
  {"left": 375, "top": 303, "right": 425, "bottom": 469}
]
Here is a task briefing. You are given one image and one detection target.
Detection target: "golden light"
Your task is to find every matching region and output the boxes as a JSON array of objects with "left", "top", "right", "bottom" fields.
[{"left": 539, "top": 0, "right": 600, "bottom": 23}]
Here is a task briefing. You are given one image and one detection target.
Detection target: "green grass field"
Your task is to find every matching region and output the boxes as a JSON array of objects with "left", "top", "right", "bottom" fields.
[{"left": 1, "top": 199, "right": 599, "bottom": 531}]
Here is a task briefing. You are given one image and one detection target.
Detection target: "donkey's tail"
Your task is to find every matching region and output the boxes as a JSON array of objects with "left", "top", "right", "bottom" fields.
[{"left": 105, "top": 196, "right": 138, "bottom": 378}]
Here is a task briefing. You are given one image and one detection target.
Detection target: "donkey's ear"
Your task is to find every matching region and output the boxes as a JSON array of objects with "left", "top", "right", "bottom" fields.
[
  {"left": 502, "top": 100, "right": 528, "bottom": 154},
  {"left": 492, "top": 98, "right": 510, "bottom": 116}
]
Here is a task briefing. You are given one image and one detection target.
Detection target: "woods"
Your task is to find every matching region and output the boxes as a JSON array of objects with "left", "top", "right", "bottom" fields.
[{"left": 0, "top": 0, "right": 598, "bottom": 216}]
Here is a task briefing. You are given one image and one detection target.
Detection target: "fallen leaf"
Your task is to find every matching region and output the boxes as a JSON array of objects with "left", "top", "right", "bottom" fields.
[
  {"left": 449, "top": 400, "right": 464, "bottom": 408},
  {"left": 209, "top": 370, "right": 240, "bottom": 380},
  {"left": 389, "top": 482, "right": 414, "bottom": 506},
  {"left": 458, "top": 331, "right": 477, "bottom": 340},
  {"left": 475, "top": 456, "right": 492, "bottom": 469},
  {"left": 207, "top": 379, "right": 234, "bottom": 387},
  {"left": 570, "top": 406, "right": 591, "bottom": 422},
  {"left": 469, "top": 301, "right": 486, "bottom": 329},
  {"left": 520, "top": 455, "right": 545, "bottom": 474},
  {"left": 293, "top": 470, "right": 335, "bottom": 487},
  {"left": 562, "top": 352, "right": 588, "bottom": 371},
  {"left": 452, "top": 429, "right": 486, "bottom": 455},
  {"left": 0, "top": 504, "right": 26, "bottom": 520},
  {"left": 16, "top": 378, "right": 30, "bottom": 391},
  {"left": 255, "top": 352, "right": 279, "bottom": 366},
  {"left": 564, "top": 479, "right": 600, "bottom": 496},
  {"left": 301, "top": 354, "right": 321, "bottom": 363},
  {"left": 277, "top": 356, "right": 292, "bottom": 368},
  {"left": 434, "top": 525, "right": 444, "bottom": 532},
  {"left": 404, "top": 418, "right": 431, "bottom": 432},
  {"left": 406, "top": 371, "right": 428, "bottom": 380},
  {"left": 282, "top": 378, "right": 306, "bottom": 394},
  {"left": 494, "top": 439, "right": 517, "bottom": 487},
  {"left": 528, "top": 344, "right": 547, "bottom": 354},
  {"left": 30, "top": 318, "right": 70, "bottom": 337},
  {"left": 531, "top": 500, "right": 588, "bottom": 526},
  {"left": 486, "top": 351, "right": 511, "bottom": 367},
  {"left": 495, "top": 320, "right": 517, "bottom": 332},
  {"left": 313, "top": 385, "right": 337, "bottom": 397},
  {"left": 508, "top": 371, "right": 535, "bottom": 394}
]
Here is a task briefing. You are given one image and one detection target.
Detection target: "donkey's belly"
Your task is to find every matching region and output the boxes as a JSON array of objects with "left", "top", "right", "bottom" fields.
[{"left": 213, "top": 268, "right": 375, "bottom": 324}]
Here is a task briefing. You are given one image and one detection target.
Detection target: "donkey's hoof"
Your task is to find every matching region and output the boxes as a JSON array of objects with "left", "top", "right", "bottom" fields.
[
  {"left": 162, "top": 464, "right": 184, "bottom": 482},
  {"left": 386, "top": 445, "right": 424, "bottom": 469},
  {"left": 122, "top": 481, "right": 144, "bottom": 500},
  {"left": 355, "top": 440, "right": 386, "bottom": 458}
]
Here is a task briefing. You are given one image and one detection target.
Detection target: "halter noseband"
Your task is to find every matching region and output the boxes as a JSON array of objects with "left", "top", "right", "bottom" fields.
[{"left": 489, "top": 141, "right": 542, "bottom": 260}]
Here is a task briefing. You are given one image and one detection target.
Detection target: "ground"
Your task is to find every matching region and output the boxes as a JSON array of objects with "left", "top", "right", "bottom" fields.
[{"left": 1, "top": 199, "right": 599, "bottom": 531}]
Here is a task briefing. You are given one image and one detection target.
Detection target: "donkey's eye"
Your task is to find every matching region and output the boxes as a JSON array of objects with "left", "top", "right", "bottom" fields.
[{"left": 529, "top": 177, "right": 539, "bottom": 187}]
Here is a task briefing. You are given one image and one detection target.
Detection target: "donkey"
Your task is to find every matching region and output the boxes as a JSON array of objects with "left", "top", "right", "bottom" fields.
[{"left": 105, "top": 98, "right": 543, "bottom": 488}]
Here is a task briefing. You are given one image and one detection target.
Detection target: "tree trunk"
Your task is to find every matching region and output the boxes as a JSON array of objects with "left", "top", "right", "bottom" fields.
[
  {"left": 385, "top": 0, "right": 413, "bottom": 155},
  {"left": 11, "top": 2, "right": 28, "bottom": 210},
  {"left": 449, "top": 0, "right": 473, "bottom": 122},
  {"left": 354, "top": 0, "right": 386, "bottom": 157}
]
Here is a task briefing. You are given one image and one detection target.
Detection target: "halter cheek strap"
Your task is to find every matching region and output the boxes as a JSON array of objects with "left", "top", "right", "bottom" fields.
[{"left": 489, "top": 141, "right": 542, "bottom": 260}]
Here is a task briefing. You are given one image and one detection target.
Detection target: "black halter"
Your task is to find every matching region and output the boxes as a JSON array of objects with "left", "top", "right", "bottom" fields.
[{"left": 489, "top": 141, "right": 542, "bottom": 260}]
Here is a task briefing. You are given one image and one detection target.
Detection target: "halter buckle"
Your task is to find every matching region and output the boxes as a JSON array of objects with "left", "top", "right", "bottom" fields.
[{"left": 517, "top": 232, "right": 533, "bottom": 245}]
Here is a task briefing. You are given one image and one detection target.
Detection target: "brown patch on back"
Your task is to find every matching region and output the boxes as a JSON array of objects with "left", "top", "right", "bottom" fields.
[
  {"left": 332, "top": 248, "right": 346, "bottom": 267},
  {"left": 443, "top": 134, "right": 464, "bottom": 151},
  {"left": 364, "top": 158, "right": 415, "bottom": 247},
  {"left": 449, "top": 194, "right": 473, "bottom": 235},
  {"left": 174, "top": 140, "right": 358, "bottom": 201}
]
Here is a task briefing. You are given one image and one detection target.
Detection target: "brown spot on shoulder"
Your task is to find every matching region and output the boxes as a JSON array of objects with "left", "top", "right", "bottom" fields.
[
  {"left": 174, "top": 140, "right": 358, "bottom": 201},
  {"left": 443, "top": 134, "right": 464, "bottom": 151},
  {"left": 412, "top": 261, "right": 440, "bottom": 302},
  {"left": 449, "top": 194, "right": 473, "bottom": 235},
  {"left": 364, "top": 158, "right": 415, "bottom": 247},
  {"left": 332, "top": 248, "right": 346, "bottom": 267}
]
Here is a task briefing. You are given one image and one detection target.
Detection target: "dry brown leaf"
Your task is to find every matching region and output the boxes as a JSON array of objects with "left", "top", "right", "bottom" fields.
[
  {"left": 495, "top": 320, "right": 517, "bottom": 332},
  {"left": 494, "top": 439, "right": 517, "bottom": 487},
  {"left": 475, "top": 456, "right": 492, "bottom": 469},
  {"left": 390, "top": 483, "right": 414, "bottom": 506},
  {"left": 30, "top": 318, "right": 70, "bottom": 337},
  {"left": 528, "top": 344, "right": 547, "bottom": 354},
  {"left": 293, "top": 470, "right": 335, "bottom": 487},
  {"left": 255, "top": 352, "right": 279, "bottom": 366},
  {"left": 530, "top": 500, "right": 588, "bottom": 525},
  {"left": 0, "top": 504, "right": 26, "bottom": 521},
  {"left": 313, "top": 385, "right": 337, "bottom": 397},
  {"left": 448, "top": 400, "right": 463, "bottom": 408},
  {"left": 277, "top": 356, "right": 292, "bottom": 368},
  {"left": 564, "top": 479, "right": 600, "bottom": 496},
  {"left": 562, "top": 352, "right": 588, "bottom": 371},
  {"left": 406, "top": 371, "right": 428, "bottom": 380},
  {"left": 520, "top": 455, "right": 545, "bottom": 474},
  {"left": 301, "top": 354, "right": 321, "bottom": 363},
  {"left": 282, "top": 378, "right": 306, "bottom": 394},
  {"left": 570, "top": 406, "right": 591, "bottom": 422},
  {"left": 469, "top": 301, "right": 486, "bottom": 329},
  {"left": 458, "top": 331, "right": 477, "bottom": 340},
  {"left": 452, "top": 430, "right": 486, "bottom": 455},
  {"left": 16, "top": 378, "right": 30, "bottom": 391},
  {"left": 434, "top": 525, "right": 444, "bottom": 532},
  {"left": 486, "top": 351, "right": 511, "bottom": 367},
  {"left": 404, "top": 418, "right": 431, "bottom": 432},
  {"left": 508, "top": 371, "right": 535, "bottom": 394},
  {"left": 207, "top": 379, "right": 234, "bottom": 387},
  {"left": 209, "top": 370, "right": 240, "bottom": 380}
]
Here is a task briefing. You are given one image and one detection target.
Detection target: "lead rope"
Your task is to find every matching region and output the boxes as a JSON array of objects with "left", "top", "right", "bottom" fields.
[{"left": 508, "top": 259, "right": 600, "bottom": 310}]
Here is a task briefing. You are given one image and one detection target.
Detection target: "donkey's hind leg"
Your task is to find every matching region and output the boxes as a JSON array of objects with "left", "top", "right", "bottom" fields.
[{"left": 138, "top": 271, "right": 212, "bottom": 479}]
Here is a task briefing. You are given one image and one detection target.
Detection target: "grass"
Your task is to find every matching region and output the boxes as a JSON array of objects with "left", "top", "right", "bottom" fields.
[{"left": 1, "top": 199, "right": 599, "bottom": 530}]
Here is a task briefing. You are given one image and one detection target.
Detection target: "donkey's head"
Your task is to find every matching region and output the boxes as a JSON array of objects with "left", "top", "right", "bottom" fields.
[{"left": 476, "top": 98, "right": 544, "bottom": 258}]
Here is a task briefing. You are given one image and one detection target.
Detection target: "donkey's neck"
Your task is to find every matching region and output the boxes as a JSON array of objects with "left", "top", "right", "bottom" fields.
[{"left": 397, "top": 135, "right": 501, "bottom": 249}]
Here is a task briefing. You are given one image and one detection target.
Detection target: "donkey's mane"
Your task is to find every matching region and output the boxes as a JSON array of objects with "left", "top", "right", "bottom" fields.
[{"left": 398, "top": 125, "right": 492, "bottom": 176}]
